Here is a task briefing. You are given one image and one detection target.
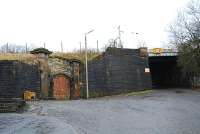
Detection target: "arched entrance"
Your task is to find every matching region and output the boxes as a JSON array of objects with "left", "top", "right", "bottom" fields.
[{"left": 52, "top": 74, "right": 70, "bottom": 99}]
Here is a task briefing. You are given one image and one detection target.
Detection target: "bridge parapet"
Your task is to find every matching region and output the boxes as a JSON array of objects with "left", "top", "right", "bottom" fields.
[{"left": 148, "top": 48, "right": 178, "bottom": 57}]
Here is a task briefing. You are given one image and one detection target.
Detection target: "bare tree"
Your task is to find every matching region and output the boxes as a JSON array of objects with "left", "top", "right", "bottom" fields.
[
  {"left": 0, "top": 43, "right": 36, "bottom": 53},
  {"left": 137, "top": 40, "right": 147, "bottom": 48},
  {"left": 103, "top": 38, "right": 123, "bottom": 51},
  {"left": 169, "top": 0, "right": 200, "bottom": 87}
]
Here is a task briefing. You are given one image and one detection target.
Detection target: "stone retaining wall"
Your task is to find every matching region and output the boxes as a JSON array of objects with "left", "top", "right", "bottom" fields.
[
  {"left": 0, "top": 61, "right": 40, "bottom": 98},
  {"left": 81, "top": 47, "right": 152, "bottom": 97}
]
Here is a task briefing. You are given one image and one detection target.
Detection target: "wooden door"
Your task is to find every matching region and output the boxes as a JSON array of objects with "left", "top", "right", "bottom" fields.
[{"left": 53, "top": 75, "right": 70, "bottom": 99}]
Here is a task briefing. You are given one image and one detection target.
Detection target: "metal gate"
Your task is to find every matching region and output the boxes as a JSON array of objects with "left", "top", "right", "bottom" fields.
[{"left": 53, "top": 75, "right": 70, "bottom": 99}]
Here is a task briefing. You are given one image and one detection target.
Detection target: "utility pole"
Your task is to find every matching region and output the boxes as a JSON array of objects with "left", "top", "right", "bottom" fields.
[
  {"left": 61, "top": 41, "right": 63, "bottom": 53},
  {"left": 43, "top": 43, "right": 46, "bottom": 48},
  {"left": 96, "top": 40, "right": 99, "bottom": 53},
  {"left": 117, "top": 25, "right": 123, "bottom": 48},
  {"left": 131, "top": 32, "right": 139, "bottom": 48},
  {"left": 80, "top": 42, "right": 82, "bottom": 53},
  {"left": 85, "top": 30, "right": 94, "bottom": 99},
  {"left": 6, "top": 43, "right": 8, "bottom": 53},
  {"left": 85, "top": 34, "right": 88, "bottom": 99},
  {"left": 25, "top": 43, "right": 28, "bottom": 53}
]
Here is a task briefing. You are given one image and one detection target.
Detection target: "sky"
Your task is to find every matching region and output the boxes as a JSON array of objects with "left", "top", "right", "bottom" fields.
[{"left": 0, "top": 0, "right": 190, "bottom": 52}]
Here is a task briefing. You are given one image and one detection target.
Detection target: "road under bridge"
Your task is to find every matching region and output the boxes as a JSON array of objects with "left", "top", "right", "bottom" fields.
[{"left": 148, "top": 48, "right": 189, "bottom": 88}]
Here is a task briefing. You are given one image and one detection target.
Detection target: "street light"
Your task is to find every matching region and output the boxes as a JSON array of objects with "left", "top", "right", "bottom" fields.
[
  {"left": 131, "top": 32, "right": 139, "bottom": 48},
  {"left": 85, "top": 29, "right": 94, "bottom": 99}
]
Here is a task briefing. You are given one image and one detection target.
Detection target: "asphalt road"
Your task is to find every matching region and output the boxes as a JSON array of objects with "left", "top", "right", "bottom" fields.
[{"left": 0, "top": 89, "right": 200, "bottom": 134}]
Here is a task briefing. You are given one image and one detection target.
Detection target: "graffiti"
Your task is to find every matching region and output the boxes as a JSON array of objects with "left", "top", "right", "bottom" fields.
[{"left": 148, "top": 48, "right": 178, "bottom": 56}]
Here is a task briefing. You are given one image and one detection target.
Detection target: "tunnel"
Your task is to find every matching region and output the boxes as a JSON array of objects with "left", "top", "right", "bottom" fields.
[{"left": 148, "top": 56, "right": 189, "bottom": 89}]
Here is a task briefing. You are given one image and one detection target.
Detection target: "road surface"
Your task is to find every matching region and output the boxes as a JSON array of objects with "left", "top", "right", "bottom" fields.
[{"left": 0, "top": 89, "right": 200, "bottom": 134}]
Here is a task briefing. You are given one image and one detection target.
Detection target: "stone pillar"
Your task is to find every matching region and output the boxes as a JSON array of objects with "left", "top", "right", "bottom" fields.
[
  {"left": 70, "top": 60, "right": 81, "bottom": 99},
  {"left": 139, "top": 47, "right": 148, "bottom": 57},
  {"left": 30, "top": 48, "right": 52, "bottom": 99}
]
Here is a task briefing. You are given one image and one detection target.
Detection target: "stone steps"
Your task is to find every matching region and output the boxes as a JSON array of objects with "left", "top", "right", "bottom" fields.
[{"left": 0, "top": 98, "right": 25, "bottom": 112}]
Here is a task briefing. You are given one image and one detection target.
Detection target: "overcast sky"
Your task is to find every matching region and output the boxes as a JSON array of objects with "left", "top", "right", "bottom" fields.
[{"left": 0, "top": 0, "right": 190, "bottom": 52}]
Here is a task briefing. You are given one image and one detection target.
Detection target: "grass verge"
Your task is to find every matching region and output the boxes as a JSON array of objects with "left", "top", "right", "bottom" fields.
[{"left": 123, "top": 90, "right": 155, "bottom": 97}]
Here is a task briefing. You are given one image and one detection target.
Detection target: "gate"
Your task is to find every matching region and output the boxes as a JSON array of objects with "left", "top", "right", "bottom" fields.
[{"left": 53, "top": 75, "right": 70, "bottom": 99}]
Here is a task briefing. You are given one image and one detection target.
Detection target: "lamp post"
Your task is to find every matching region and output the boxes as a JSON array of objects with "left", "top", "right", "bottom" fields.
[
  {"left": 85, "top": 30, "right": 94, "bottom": 99},
  {"left": 131, "top": 32, "right": 139, "bottom": 48}
]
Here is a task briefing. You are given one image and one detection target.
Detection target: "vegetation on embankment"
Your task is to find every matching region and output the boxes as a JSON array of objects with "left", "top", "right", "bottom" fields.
[
  {"left": 0, "top": 53, "right": 37, "bottom": 64},
  {"left": 51, "top": 51, "right": 102, "bottom": 63},
  {"left": 0, "top": 50, "right": 102, "bottom": 64}
]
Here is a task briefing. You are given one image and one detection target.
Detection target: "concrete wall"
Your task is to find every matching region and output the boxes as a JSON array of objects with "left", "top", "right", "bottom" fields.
[
  {"left": 82, "top": 47, "right": 152, "bottom": 97},
  {"left": 0, "top": 61, "right": 40, "bottom": 98}
]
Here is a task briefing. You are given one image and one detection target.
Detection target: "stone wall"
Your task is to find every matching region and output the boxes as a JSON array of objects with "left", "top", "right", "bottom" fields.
[
  {"left": 48, "top": 57, "right": 81, "bottom": 99},
  {"left": 81, "top": 47, "right": 152, "bottom": 97},
  {"left": 0, "top": 61, "right": 40, "bottom": 98},
  {"left": 0, "top": 56, "right": 81, "bottom": 99},
  {"left": 48, "top": 57, "right": 72, "bottom": 78}
]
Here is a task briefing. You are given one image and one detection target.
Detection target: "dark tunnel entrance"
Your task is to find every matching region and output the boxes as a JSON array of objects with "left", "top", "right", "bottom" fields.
[{"left": 148, "top": 56, "right": 189, "bottom": 89}]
